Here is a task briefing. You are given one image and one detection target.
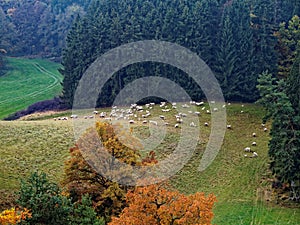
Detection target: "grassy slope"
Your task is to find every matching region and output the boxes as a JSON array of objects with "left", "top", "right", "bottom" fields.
[
  {"left": 0, "top": 104, "right": 299, "bottom": 224},
  {"left": 0, "top": 57, "right": 62, "bottom": 119}
]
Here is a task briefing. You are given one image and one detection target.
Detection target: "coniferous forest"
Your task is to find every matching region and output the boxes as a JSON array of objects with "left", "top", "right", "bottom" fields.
[
  {"left": 0, "top": 0, "right": 299, "bottom": 106},
  {"left": 58, "top": 0, "right": 299, "bottom": 107}
]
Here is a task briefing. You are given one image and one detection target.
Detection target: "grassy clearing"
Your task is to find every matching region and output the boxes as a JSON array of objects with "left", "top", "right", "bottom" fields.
[
  {"left": 0, "top": 57, "right": 62, "bottom": 119},
  {"left": 0, "top": 103, "right": 299, "bottom": 223}
]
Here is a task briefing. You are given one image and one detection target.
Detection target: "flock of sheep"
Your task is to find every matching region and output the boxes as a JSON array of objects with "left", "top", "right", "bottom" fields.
[{"left": 53, "top": 101, "right": 268, "bottom": 159}]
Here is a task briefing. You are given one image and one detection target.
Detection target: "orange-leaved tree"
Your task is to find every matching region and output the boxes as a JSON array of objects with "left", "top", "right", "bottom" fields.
[
  {"left": 63, "top": 121, "right": 152, "bottom": 221},
  {"left": 109, "top": 184, "right": 217, "bottom": 225},
  {"left": 0, "top": 207, "right": 31, "bottom": 225}
]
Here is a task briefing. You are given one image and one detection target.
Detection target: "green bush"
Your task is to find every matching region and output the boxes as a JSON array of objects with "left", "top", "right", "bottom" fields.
[
  {"left": 70, "top": 194, "right": 105, "bottom": 225},
  {"left": 16, "top": 172, "right": 105, "bottom": 224},
  {"left": 17, "top": 171, "right": 72, "bottom": 224}
]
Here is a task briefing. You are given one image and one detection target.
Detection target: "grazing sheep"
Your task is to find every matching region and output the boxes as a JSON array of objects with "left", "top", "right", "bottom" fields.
[
  {"left": 136, "top": 106, "right": 143, "bottom": 111},
  {"left": 70, "top": 115, "right": 78, "bottom": 119},
  {"left": 226, "top": 124, "right": 232, "bottom": 129},
  {"left": 244, "top": 147, "right": 251, "bottom": 152},
  {"left": 160, "top": 102, "right": 166, "bottom": 107},
  {"left": 196, "top": 101, "right": 204, "bottom": 106},
  {"left": 252, "top": 132, "right": 257, "bottom": 137},
  {"left": 228, "top": 103, "right": 231, "bottom": 106},
  {"left": 129, "top": 120, "right": 135, "bottom": 124},
  {"left": 204, "top": 122, "right": 209, "bottom": 127},
  {"left": 177, "top": 118, "right": 183, "bottom": 123},
  {"left": 263, "top": 127, "right": 268, "bottom": 132},
  {"left": 149, "top": 120, "right": 158, "bottom": 126},
  {"left": 93, "top": 110, "right": 99, "bottom": 114},
  {"left": 252, "top": 141, "right": 257, "bottom": 146},
  {"left": 174, "top": 123, "right": 179, "bottom": 128},
  {"left": 206, "top": 110, "right": 211, "bottom": 114},
  {"left": 142, "top": 120, "right": 148, "bottom": 124},
  {"left": 99, "top": 112, "right": 106, "bottom": 118},
  {"left": 159, "top": 115, "right": 165, "bottom": 120},
  {"left": 142, "top": 113, "right": 151, "bottom": 118},
  {"left": 252, "top": 152, "right": 258, "bottom": 157},
  {"left": 241, "top": 110, "right": 244, "bottom": 113},
  {"left": 190, "top": 122, "right": 197, "bottom": 127},
  {"left": 181, "top": 113, "right": 187, "bottom": 117},
  {"left": 194, "top": 111, "right": 200, "bottom": 116}
]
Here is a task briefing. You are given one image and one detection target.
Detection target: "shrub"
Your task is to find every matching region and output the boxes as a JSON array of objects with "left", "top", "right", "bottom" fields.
[{"left": 17, "top": 171, "right": 72, "bottom": 225}]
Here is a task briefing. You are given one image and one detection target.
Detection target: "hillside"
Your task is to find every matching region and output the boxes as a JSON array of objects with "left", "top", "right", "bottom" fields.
[
  {"left": 0, "top": 57, "right": 63, "bottom": 119},
  {"left": 0, "top": 103, "right": 299, "bottom": 224}
]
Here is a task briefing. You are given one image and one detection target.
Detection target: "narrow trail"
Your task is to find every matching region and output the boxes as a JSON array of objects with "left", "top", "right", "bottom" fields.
[{"left": 0, "top": 62, "right": 62, "bottom": 105}]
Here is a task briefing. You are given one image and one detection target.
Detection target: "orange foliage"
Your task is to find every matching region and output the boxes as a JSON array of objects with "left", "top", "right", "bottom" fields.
[
  {"left": 109, "top": 184, "right": 217, "bottom": 225},
  {"left": 0, "top": 207, "right": 31, "bottom": 225},
  {"left": 63, "top": 121, "right": 157, "bottom": 220}
]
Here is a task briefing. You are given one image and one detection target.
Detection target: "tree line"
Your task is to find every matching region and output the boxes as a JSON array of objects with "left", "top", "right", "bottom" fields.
[
  {"left": 0, "top": 0, "right": 90, "bottom": 58},
  {"left": 59, "top": 0, "right": 299, "bottom": 108}
]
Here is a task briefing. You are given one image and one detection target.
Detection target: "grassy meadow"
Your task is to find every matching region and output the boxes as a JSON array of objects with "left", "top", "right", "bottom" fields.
[
  {"left": 0, "top": 57, "right": 62, "bottom": 119},
  {"left": 0, "top": 103, "right": 299, "bottom": 224}
]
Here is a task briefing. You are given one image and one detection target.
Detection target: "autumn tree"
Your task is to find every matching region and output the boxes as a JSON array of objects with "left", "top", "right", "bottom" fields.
[
  {"left": 0, "top": 207, "right": 31, "bottom": 225},
  {"left": 63, "top": 121, "right": 144, "bottom": 222},
  {"left": 109, "top": 184, "right": 217, "bottom": 225}
]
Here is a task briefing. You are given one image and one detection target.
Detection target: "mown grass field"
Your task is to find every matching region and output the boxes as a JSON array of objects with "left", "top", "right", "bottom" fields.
[
  {"left": 0, "top": 103, "right": 299, "bottom": 224},
  {"left": 0, "top": 57, "right": 62, "bottom": 119}
]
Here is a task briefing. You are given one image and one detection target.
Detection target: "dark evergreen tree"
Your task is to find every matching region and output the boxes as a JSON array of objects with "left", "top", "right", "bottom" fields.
[
  {"left": 251, "top": 0, "right": 278, "bottom": 75},
  {"left": 257, "top": 71, "right": 300, "bottom": 191}
]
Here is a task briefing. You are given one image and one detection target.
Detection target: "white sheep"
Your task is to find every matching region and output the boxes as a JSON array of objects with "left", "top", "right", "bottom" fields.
[
  {"left": 159, "top": 115, "right": 165, "bottom": 120},
  {"left": 174, "top": 123, "right": 179, "bottom": 128},
  {"left": 129, "top": 120, "right": 135, "bottom": 124},
  {"left": 149, "top": 120, "right": 158, "bottom": 126},
  {"left": 70, "top": 115, "right": 78, "bottom": 119},
  {"left": 252, "top": 152, "right": 258, "bottom": 157},
  {"left": 252, "top": 132, "right": 257, "bottom": 137},
  {"left": 252, "top": 142, "right": 257, "bottom": 146},
  {"left": 263, "top": 127, "right": 268, "bottom": 132},
  {"left": 226, "top": 124, "right": 232, "bottom": 129},
  {"left": 99, "top": 112, "right": 106, "bottom": 118},
  {"left": 204, "top": 122, "right": 209, "bottom": 127},
  {"left": 177, "top": 118, "right": 183, "bottom": 123},
  {"left": 196, "top": 101, "right": 204, "bottom": 106},
  {"left": 244, "top": 147, "right": 251, "bottom": 152},
  {"left": 190, "top": 122, "right": 197, "bottom": 127}
]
